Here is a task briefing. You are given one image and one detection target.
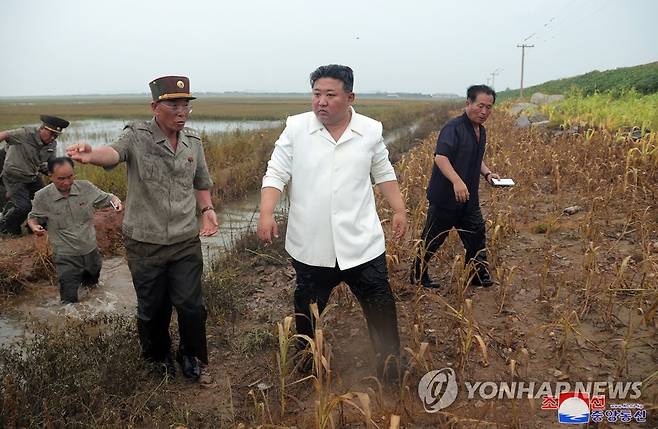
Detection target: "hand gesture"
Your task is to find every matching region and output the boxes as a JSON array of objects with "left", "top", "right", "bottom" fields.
[{"left": 66, "top": 143, "right": 93, "bottom": 163}]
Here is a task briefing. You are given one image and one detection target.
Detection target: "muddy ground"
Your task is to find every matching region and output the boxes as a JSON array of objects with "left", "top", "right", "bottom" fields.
[{"left": 0, "top": 114, "right": 656, "bottom": 428}]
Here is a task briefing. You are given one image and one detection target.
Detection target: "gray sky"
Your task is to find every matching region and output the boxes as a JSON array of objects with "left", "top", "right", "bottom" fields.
[{"left": 2, "top": 0, "right": 656, "bottom": 97}]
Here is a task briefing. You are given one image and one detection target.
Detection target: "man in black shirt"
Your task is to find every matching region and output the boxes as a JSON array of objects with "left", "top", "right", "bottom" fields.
[{"left": 411, "top": 85, "right": 499, "bottom": 288}]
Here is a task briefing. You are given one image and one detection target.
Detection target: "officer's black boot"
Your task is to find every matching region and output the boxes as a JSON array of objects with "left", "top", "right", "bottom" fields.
[
  {"left": 138, "top": 318, "right": 175, "bottom": 378},
  {"left": 177, "top": 309, "right": 208, "bottom": 381}
]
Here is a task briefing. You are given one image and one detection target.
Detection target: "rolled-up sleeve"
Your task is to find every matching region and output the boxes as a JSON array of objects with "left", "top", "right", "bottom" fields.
[
  {"left": 370, "top": 135, "right": 397, "bottom": 185},
  {"left": 262, "top": 121, "right": 293, "bottom": 192}
]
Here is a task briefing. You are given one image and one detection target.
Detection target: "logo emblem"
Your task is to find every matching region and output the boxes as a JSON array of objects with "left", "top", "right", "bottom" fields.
[
  {"left": 558, "top": 392, "right": 590, "bottom": 424},
  {"left": 176, "top": 80, "right": 185, "bottom": 88},
  {"left": 418, "top": 368, "right": 458, "bottom": 413}
]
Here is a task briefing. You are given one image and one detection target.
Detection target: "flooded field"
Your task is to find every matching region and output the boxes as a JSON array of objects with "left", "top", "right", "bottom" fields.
[{"left": 36, "top": 118, "right": 283, "bottom": 153}]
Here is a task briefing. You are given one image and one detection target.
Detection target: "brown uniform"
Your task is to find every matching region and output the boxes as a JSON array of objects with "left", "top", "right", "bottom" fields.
[{"left": 29, "top": 180, "right": 115, "bottom": 303}]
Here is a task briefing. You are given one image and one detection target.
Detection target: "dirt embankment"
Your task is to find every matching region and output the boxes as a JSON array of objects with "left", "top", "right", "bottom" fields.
[{"left": 0, "top": 209, "right": 123, "bottom": 296}]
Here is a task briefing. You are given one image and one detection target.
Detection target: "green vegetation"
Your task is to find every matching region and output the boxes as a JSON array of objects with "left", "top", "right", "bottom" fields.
[
  {"left": 498, "top": 61, "right": 658, "bottom": 99},
  {"left": 542, "top": 89, "right": 658, "bottom": 130}
]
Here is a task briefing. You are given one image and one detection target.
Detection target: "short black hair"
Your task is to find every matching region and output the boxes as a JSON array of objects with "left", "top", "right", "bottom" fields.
[
  {"left": 467, "top": 85, "right": 496, "bottom": 104},
  {"left": 48, "top": 157, "right": 74, "bottom": 174},
  {"left": 310, "top": 65, "right": 354, "bottom": 92}
]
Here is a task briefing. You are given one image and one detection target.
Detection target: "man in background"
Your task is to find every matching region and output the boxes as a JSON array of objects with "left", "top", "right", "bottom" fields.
[
  {"left": 411, "top": 84, "right": 500, "bottom": 289},
  {"left": 0, "top": 115, "right": 70, "bottom": 235}
]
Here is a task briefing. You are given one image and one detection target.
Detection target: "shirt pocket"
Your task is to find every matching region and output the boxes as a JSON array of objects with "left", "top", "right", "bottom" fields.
[{"left": 139, "top": 154, "right": 161, "bottom": 182}]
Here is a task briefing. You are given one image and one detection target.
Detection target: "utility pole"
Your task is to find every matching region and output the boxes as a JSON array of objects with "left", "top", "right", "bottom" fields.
[
  {"left": 516, "top": 44, "right": 534, "bottom": 98},
  {"left": 490, "top": 69, "right": 501, "bottom": 89}
]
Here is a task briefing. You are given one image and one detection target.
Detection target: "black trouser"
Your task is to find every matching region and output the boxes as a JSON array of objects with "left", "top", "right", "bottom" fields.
[
  {"left": 0, "top": 176, "right": 43, "bottom": 234},
  {"left": 54, "top": 248, "right": 103, "bottom": 303},
  {"left": 292, "top": 253, "right": 400, "bottom": 369},
  {"left": 125, "top": 235, "right": 208, "bottom": 364},
  {"left": 413, "top": 204, "right": 489, "bottom": 281}
]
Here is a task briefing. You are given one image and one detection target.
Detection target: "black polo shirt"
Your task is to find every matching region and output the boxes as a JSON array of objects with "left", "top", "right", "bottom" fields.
[{"left": 426, "top": 113, "right": 486, "bottom": 211}]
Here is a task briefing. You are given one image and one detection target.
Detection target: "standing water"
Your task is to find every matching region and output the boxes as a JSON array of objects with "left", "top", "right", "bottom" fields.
[{"left": 49, "top": 118, "right": 282, "bottom": 154}]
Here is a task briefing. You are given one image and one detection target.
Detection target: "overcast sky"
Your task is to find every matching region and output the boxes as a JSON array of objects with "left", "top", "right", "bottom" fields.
[{"left": 1, "top": 0, "right": 656, "bottom": 97}]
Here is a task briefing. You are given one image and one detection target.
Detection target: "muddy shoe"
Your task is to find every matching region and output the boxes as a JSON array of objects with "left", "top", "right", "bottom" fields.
[
  {"left": 410, "top": 269, "right": 441, "bottom": 289},
  {"left": 177, "top": 353, "right": 201, "bottom": 381},
  {"left": 471, "top": 271, "right": 494, "bottom": 288}
]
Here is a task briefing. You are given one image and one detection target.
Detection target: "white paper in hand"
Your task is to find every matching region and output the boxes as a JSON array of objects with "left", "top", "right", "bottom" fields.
[{"left": 492, "top": 178, "right": 515, "bottom": 187}]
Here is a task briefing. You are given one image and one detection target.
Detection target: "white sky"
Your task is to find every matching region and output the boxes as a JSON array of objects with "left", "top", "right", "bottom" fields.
[{"left": 1, "top": 0, "right": 656, "bottom": 96}]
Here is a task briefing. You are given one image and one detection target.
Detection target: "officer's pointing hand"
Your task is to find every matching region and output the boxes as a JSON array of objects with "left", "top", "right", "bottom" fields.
[{"left": 66, "top": 143, "right": 93, "bottom": 163}]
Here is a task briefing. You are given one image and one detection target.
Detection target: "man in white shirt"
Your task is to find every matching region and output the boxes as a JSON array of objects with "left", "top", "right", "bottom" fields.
[{"left": 257, "top": 65, "right": 407, "bottom": 381}]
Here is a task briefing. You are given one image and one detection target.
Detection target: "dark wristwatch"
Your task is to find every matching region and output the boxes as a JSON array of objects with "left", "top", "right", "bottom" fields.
[{"left": 200, "top": 206, "right": 214, "bottom": 214}]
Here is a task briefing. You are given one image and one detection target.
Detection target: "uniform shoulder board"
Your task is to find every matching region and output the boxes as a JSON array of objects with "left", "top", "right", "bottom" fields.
[
  {"left": 183, "top": 127, "right": 201, "bottom": 140},
  {"left": 123, "top": 121, "right": 151, "bottom": 132}
]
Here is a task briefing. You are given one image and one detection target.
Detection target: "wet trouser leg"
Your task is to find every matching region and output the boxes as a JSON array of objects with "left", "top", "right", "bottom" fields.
[
  {"left": 412, "top": 205, "right": 456, "bottom": 282},
  {"left": 456, "top": 205, "right": 489, "bottom": 281},
  {"left": 80, "top": 248, "right": 103, "bottom": 287},
  {"left": 343, "top": 253, "right": 401, "bottom": 374},
  {"left": 1, "top": 178, "right": 42, "bottom": 234},
  {"left": 291, "top": 258, "right": 342, "bottom": 346},
  {"left": 125, "top": 238, "right": 173, "bottom": 362},
  {"left": 167, "top": 237, "right": 208, "bottom": 364},
  {"left": 54, "top": 254, "right": 84, "bottom": 303}
]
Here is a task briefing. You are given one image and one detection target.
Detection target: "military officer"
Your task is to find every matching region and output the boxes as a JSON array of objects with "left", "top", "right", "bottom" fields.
[
  {"left": 0, "top": 115, "right": 70, "bottom": 235},
  {"left": 67, "top": 76, "right": 218, "bottom": 381},
  {"left": 27, "top": 157, "right": 122, "bottom": 303}
]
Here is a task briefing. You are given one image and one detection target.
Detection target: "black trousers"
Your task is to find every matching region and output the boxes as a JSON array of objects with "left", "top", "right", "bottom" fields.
[
  {"left": 54, "top": 248, "right": 103, "bottom": 303},
  {"left": 0, "top": 176, "right": 43, "bottom": 234},
  {"left": 125, "top": 236, "right": 208, "bottom": 364},
  {"left": 413, "top": 204, "right": 489, "bottom": 280},
  {"left": 292, "top": 252, "right": 400, "bottom": 368}
]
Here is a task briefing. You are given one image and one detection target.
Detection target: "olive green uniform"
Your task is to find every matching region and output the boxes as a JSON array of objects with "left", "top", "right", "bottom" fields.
[
  {"left": 109, "top": 119, "right": 213, "bottom": 364},
  {"left": 29, "top": 180, "right": 115, "bottom": 303},
  {"left": 0, "top": 127, "right": 56, "bottom": 234}
]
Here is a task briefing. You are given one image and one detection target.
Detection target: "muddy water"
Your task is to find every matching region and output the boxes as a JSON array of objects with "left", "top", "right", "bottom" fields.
[
  {"left": 0, "top": 257, "right": 134, "bottom": 348},
  {"left": 0, "top": 190, "right": 281, "bottom": 346}
]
